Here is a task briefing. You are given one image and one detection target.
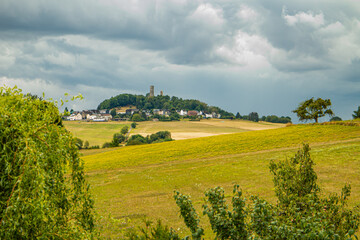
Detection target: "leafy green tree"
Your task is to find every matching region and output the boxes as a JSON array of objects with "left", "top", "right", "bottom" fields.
[
  {"left": 64, "top": 107, "right": 70, "bottom": 116},
  {"left": 236, "top": 112, "right": 241, "bottom": 119},
  {"left": 169, "top": 112, "right": 180, "bottom": 121},
  {"left": 126, "top": 134, "right": 148, "bottom": 145},
  {"left": 112, "top": 133, "right": 126, "bottom": 147},
  {"left": 110, "top": 108, "right": 117, "bottom": 118},
  {"left": 84, "top": 140, "right": 90, "bottom": 149},
  {"left": 353, "top": 106, "right": 360, "bottom": 119},
  {"left": 293, "top": 97, "right": 334, "bottom": 123},
  {"left": 248, "top": 112, "right": 259, "bottom": 122},
  {"left": 0, "top": 86, "right": 95, "bottom": 239},
  {"left": 121, "top": 125, "right": 129, "bottom": 135},
  {"left": 131, "top": 113, "right": 142, "bottom": 122},
  {"left": 75, "top": 137, "right": 83, "bottom": 149},
  {"left": 131, "top": 122, "right": 137, "bottom": 128}
]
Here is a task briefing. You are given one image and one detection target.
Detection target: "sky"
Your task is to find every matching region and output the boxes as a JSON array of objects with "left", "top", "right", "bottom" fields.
[{"left": 0, "top": 0, "right": 359, "bottom": 121}]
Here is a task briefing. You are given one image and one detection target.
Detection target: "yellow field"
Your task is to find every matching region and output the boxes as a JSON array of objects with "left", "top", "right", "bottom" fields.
[
  {"left": 131, "top": 119, "right": 283, "bottom": 140},
  {"left": 82, "top": 123, "right": 360, "bottom": 238},
  {"left": 64, "top": 119, "right": 284, "bottom": 147}
]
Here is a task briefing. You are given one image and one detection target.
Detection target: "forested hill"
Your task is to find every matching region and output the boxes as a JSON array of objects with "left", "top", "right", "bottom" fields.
[{"left": 97, "top": 94, "right": 234, "bottom": 117}]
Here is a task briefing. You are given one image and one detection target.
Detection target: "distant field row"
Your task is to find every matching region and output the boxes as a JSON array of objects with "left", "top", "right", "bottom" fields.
[{"left": 64, "top": 119, "right": 284, "bottom": 146}]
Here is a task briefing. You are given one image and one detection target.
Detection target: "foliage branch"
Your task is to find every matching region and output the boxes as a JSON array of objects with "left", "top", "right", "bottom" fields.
[
  {"left": 0, "top": 86, "right": 96, "bottom": 239},
  {"left": 172, "top": 144, "right": 359, "bottom": 239}
]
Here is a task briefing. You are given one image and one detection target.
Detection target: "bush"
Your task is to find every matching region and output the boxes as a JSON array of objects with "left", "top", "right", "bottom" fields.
[
  {"left": 126, "top": 134, "right": 148, "bottom": 146},
  {"left": 74, "top": 137, "right": 83, "bottom": 149},
  {"left": 125, "top": 220, "right": 180, "bottom": 240},
  {"left": 149, "top": 131, "right": 172, "bottom": 143},
  {"left": 131, "top": 113, "right": 143, "bottom": 122},
  {"left": 102, "top": 142, "right": 112, "bottom": 148},
  {"left": 330, "top": 116, "right": 342, "bottom": 122},
  {"left": 0, "top": 86, "right": 95, "bottom": 239},
  {"left": 89, "top": 145, "right": 100, "bottom": 149},
  {"left": 172, "top": 144, "right": 360, "bottom": 239},
  {"left": 121, "top": 125, "right": 130, "bottom": 135},
  {"left": 131, "top": 122, "right": 137, "bottom": 128}
]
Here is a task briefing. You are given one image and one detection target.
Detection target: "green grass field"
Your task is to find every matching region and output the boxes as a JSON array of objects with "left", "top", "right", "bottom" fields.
[
  {"left": 63, "top": 121, "right": 130, "bottom": 146},
  {"left": 81, "top": 123, "right": 360, "bottom": 238}
]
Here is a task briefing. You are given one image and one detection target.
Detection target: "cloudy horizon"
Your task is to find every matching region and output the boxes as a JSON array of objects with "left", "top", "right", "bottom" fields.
[{"left": 1, "top": 0, "right": 359, "bottom": 121}]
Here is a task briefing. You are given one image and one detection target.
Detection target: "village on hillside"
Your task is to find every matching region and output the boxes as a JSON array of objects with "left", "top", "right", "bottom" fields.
[
  {"left": 65, "top": 85, "right": 222, "bottom": 122},
  {"left": 65, "top": 107, "right": 221, "bottom": 122}
]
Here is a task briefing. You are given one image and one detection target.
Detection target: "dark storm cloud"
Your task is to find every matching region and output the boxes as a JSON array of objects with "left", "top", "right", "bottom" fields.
[{"left": 0, "top": 0, "right": 359, "bottom": 120}]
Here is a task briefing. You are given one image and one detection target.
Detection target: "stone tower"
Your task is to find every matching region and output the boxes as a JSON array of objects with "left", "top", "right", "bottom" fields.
[
  {"left": 160, "top": 90, "right": 163, "bottom": 96},
  {"left": 150, "top": 85, "right": 154, "bottom": 97}
]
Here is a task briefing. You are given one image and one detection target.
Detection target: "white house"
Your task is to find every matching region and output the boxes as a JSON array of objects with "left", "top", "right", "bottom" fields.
[
  {"left": 179, "top": 110, "right": 188, "bottom": 116},
  {"left": 67, "top": 113, "right": 82, "bottom": 121}
]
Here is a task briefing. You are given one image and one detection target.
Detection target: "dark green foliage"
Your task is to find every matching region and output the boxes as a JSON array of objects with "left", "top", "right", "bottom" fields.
[
  {"left": 102, "top": 142, "right": 113, "bottom": 148},
  {"left": 112, "top": 133, "right": 126, "bottom": 147},
  {"left": 110, "top": 108, "right": 117, "bottom": 118},
  {"left": 248, "top": 112, "right": 259, "bottom": 122},
  {"left": 353, "top": 106, "right": 360, "bottom": 119},
  {"left": 126, "top": 134, "right": 148, "bottom": 146},
  {"left": 170, "top": 112, "right": 180, "bottom": 121},
  {"left": 125, "top": 220, "right": 181, "bottom": 240},
  {"left": 202, "top": 185, "right": 247, "bottom": 239},
  {"left": 174, "top": 192, "right": 204, "bottom": 240},
  {"left": 0, "top": 86, "right": 96, "bottom": 239},
  {"left": 262, "top": 115, "right": 292, "bottom": 123},
  {"left": 97, "top": 93, "right": 234, "bottom": 119},
  {"left": 269, "top": 144, "right": 319, "bottom": 208},
  {"left": 236, "top": 112, "right": 241, "bottom": 119},
  {"left": 121, "top": 125, "right": 130, "bottom": 135},
  {"left": 172, "top": 144, "right": 360, "bottom": 239},
  {"left": 131, "top": 122, "right": 137, "bottom": 128},
  {"left": 132, "top": 113, "right": 143, "bottom": 122},
  {"left": 127, "top": 131, "right": 172, "bottom": 145},
  {"left": 88, "top": 145, "right": 100, "bottom": 149},
  {"left": 149, "top": 131, "right": 172, "bottom": 143},
  {"left": 330, "top": 116, "right": 342, "bottom": 122},
  {"left": 84, "top": 140, "right": 90, "bottom": 149},
  {"left": 75, "top": 137, "right": 84, "bottom": 149},
  {"left": 293, "top": 97, "right": 334, "bottom": 123}
]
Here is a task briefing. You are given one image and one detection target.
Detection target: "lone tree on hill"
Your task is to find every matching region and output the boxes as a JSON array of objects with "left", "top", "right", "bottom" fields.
[
  {"left": 353, "top": 106, "right": 360, "bottom": 119},
  {"left": 293, "top": 97, "right": 334, "bottom": 123}
]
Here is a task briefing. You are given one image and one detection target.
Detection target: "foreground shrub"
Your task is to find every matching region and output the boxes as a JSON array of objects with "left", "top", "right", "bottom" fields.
[
  {"left": 125, "top": 220, "right": 180, "bottom": 240},
  {"left": 0, "top": 86, "right": 96, "bottom": 239},
  {"left": 173, "top": 144, "right": 360, "bottom": 239}
]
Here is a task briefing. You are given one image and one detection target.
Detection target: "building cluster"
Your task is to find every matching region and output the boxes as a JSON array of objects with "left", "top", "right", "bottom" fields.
[
  {"left": 65, "top": 86, "right": 221, "bottom": 121},
  {"left": 65, "top": 110, "right": 112, "bottom": 122},
  {"left": 65, "top": 108, "right": 221, "bottom": 121}
]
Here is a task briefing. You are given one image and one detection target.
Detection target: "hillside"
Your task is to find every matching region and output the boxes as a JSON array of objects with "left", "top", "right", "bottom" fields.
[
  {"left": 82, "top": 123, "right": 360, "bottom": 238},
  {"left": 97, "top": 93, "right": 235, "bottom": 118}
]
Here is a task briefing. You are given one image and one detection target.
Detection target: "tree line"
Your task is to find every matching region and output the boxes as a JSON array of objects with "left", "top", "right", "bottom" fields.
[{"left": 97, "top": 93, "right": 235, "bottom": 118}]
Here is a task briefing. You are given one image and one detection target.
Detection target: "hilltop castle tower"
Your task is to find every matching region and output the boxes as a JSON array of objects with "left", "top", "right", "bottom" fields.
[{"left": 150, "top": 85, "right": 154, "bottom": 97}]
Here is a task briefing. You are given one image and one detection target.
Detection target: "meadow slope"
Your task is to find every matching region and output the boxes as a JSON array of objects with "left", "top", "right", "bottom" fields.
[{"left": 83, "top": 124, "right": 360, "bottom": 238}]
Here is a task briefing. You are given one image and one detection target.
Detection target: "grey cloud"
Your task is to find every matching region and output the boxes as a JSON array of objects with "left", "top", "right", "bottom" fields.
[{"left": 1, "top": 0, "right": 360, "bottom": 121}]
